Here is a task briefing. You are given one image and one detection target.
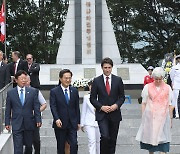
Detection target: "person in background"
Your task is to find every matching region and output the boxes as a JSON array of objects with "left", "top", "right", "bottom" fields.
[
  {"left": 26, "top": 54, "right": 40, "bottom": 89},
  {"left": 144, "top": 66, "right": 154, "bottom": 86},
  {"left": 178, "top": 91, "right": 180, "bottom": 118},
  {"left": 138, "top": 66, "right": 154, "bottom": 104},
  {"left": 81, "top": 80, "right": 100, "bottom": 154},
  {"left": 24, "top": 75, "right": 47, "bottom": 154},
  {"left": 0, "top": 50, "right": 11, "bottom": 89},
  {"left": 3, "top": 53, "right": 8, "bottom": 64},
  {"left": 136, "top": 67, "right": 173, "bottom": 154},
  {"left": 170, "top": 55, "right": 180, "bottom": 119},
  {"left": 90, "top": 57, "right": 125, "bottom": 154},
  {"left": 9, "top": 51, "right": 28, "bottom": 87},
  {"left": 5, "top": 70, "right": 41, "bottom": 154},
  {"left": 50, "top": 69, "right": 80, "bottom": 154}
]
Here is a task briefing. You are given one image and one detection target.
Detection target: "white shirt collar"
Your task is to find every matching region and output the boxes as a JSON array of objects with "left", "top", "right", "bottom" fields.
[
  {"left": 17, "top": 86, "right": 25, "bottom": 91},
  {"left": 16, "top": 58, "right": 20, "bottom": 64},
  {"left": 61, "top": 84, "right": 69, "bottom": 92},
  {"left": 103, "top": 74, "right": 112, "bottom": 80},
  {"left": 0, "top": 61, "right": 2, "bottom": 66}
]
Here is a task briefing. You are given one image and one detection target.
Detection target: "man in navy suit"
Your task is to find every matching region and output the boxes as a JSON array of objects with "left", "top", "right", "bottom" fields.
[
  {"left": 5, "top": 70, "right": 42, "bottom": 154},
  {"left": 90, "top": 57, "right": 125, "bottom": 154},
  {"left": 0, "top": 51, "right": 10, "bottom": 89},
  {"left": 50, "top": 69, "right": 80, "bottom": 154}
]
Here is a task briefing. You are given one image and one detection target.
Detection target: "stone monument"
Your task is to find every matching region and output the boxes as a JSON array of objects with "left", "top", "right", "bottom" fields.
[
  {"left": 56, "top": 0, "right": 121, "bottom": 65},
  {"left": 39, "top": 0, "right": 147, "bottom": 90}
]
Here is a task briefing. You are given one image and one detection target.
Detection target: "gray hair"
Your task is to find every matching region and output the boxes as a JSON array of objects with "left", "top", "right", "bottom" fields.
[{"left": 152, "top": 67, "right": 165, "bottom": 78}]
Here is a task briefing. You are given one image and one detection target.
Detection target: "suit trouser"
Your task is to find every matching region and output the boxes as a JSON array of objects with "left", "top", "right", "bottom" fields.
[
  {"left": 54, "top": 122, "right": 78, "bottom": 154},
  {"left": 13, "top": 129, "right": 33, "bottom": 154},
  {"left": 24, "top": 127, "right": 40, "bottom": 154},
  {"left": 98, "top": 117, "right": 120, "bottom": 154},
  {"left": 172, "top": 89, "right": 179, "bottom": 117},
  {"left": 85, "top": 126, "right": 100, "bottom": 154}
]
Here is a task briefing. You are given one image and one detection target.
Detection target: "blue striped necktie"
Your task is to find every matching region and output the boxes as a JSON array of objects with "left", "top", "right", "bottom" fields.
[
  {"left": 64, "top": 89, "right": 69, "bottom": 104},
  {"left": 20, "top": 88, "right": 24, "bottom": 105}
]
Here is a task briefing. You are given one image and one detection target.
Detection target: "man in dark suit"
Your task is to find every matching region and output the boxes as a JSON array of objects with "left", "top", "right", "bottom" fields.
[
  {"left": 90, "top": 57, "right": 125, "bottom": 154},
  {"left": 9, "top": 51, "right": 28, "bottom": 87},
  {"left": 26, "top": 54, "right": 40, "bottom": 89},
  {"left": 0, "top": 51, "right": 10, "bottom": 89},
  {"left": 50, "top": 69, "right": 80, "bottom": 154},
  {"left": 5, "top": 70, "right": 42, "bottom": 154}
]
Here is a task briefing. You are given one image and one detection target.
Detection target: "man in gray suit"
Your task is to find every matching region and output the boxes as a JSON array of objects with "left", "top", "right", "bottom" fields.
[
  {"left": 0, "top": 51, "right": 10, "bottom": 89},
  {"left": 5, "top": 70, "right": 42, "bottom": 154}
]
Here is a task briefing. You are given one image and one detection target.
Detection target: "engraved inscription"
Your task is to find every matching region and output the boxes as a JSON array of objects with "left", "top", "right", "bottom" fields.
[
  {"left": 117, "top": 68, "right": 130, "bottom": 80},
  {"left": 84, "top": 68, "right": 96, "bottom": 79},
  {"left": 50, "top": 68, "right": 62, "bottom": 81}
]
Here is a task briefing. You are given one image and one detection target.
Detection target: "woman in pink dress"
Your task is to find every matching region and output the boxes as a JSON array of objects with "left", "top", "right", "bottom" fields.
[{"left": 136, "top": 67, "right": 174, "bottom": 154}]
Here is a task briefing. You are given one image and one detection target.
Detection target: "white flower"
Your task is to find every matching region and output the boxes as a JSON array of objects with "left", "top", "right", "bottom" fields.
[{"left": 72, "top": 78, "right": 89, "bottom": 88}]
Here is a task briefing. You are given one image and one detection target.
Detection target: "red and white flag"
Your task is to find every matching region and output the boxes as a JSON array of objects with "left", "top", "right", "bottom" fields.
[{"left": 0, "top": 3, "right": 5, "bottom": 43}]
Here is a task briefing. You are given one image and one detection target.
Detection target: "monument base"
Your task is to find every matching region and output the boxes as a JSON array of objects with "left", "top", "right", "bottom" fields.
[{"left": 39, "top": 63, "right": 147, "bottom": 87}]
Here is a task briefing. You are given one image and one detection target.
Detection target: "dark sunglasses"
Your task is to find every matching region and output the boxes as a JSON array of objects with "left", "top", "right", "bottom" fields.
[{"left": 26, "top": 58, "right": 32, "bottom": 60}]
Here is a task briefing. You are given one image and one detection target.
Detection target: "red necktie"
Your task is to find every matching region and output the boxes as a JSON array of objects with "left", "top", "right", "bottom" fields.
[{"left": 106, "top": 77, "right": 110, "bottom": 95}]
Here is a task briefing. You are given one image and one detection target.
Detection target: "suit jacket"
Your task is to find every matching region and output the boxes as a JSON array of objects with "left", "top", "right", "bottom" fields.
[
  {"left": 90, "top": 74, "right": 125, "bottom": 122},
  {"left": 81, "top": 94, "right": 98, "bottom": 127},
  {"left": 50, "top": 85, "right": 80, "bottom": 129},
  {"left": 9, "top": 59, "right": 28, "bottom": 76},
  {"left": 0, "top": 62, "right": 11, "bottom": 89},
  {"left": 5, "top": 87, "right": 41, "bottom": 131},
  {"left": 27, "top": 62, "right": 40, "bottom": 89}
]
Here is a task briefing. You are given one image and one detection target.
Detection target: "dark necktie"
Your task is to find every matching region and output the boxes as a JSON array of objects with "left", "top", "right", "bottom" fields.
[
  {"left": 106, "top": 77, "right": 110, "bottom": 95},
  {"left": 64, "top": 89, "right": 69, "bottom": 104},
  {"left": 20, "top": 88, "right": 24, "bottom": 105}
]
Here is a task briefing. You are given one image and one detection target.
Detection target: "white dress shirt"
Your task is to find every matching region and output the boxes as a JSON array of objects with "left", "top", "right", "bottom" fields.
[
  {"left": 15, "top": 58, "right": 20, "bottom": 74},
  {"left": 38, "top": 91, "right": 46, "bottom": 105}
]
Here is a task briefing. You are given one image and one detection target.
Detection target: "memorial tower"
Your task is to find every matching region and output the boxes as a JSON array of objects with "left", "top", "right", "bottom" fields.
[{"left": 56, "top": 0, "right": 122, "bottom": 65}]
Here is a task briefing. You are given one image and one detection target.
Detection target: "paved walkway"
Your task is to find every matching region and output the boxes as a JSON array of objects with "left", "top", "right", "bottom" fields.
[{"left": 40, "top": 100, "right": 180, "bottom": 154}]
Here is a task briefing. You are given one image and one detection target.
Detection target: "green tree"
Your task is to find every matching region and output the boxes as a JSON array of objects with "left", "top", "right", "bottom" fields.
[
  {"left": 5, "top": 0, "right": 68, "bottom": 63},
  {"left": 107, "top": 0, "right": 180, "bottom": 67}
]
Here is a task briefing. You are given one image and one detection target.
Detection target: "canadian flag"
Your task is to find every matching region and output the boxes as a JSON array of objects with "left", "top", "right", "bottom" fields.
[{"left": 0, "top": 3, "right": 5, "bottom": 43}]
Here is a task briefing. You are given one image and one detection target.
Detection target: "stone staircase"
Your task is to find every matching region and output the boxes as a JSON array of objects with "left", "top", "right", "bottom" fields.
[{"left": 40, "top": 100, "right": 180, "bottom": 154}]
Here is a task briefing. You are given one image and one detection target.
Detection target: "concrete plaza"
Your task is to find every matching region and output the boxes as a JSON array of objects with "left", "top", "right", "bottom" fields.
[{"left": 40, "top": 99, "right": 180, "bottom": 154}]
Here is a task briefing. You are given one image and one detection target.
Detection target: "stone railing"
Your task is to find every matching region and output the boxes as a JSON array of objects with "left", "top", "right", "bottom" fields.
[{"left": 0, "top": 82, "right": 13, "bottom": 134}]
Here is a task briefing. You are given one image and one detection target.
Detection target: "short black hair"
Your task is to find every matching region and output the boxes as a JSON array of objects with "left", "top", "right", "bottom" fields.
[
  {"left": 13, "top": 51, "right": 21, "bottom": 58},
  {"left": 88, "top": 80, "right": 93, "bottom": 86},
  {"left": 101, "top": 57, "right": 113, "bottom": 67},
  {"left": 15, "top": 70, "right": 27, "bottom": 79},
  {"left": 59, "top": 69, "right": 73, "bottom": 78}
]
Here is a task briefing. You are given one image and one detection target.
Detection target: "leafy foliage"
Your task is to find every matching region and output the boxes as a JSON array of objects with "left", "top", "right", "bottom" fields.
[
  {"left": 4, "top": 0, "right": 69, "bottom": 63},
  {"left": 107, "top": 0, "right": 180, "bottom": 67},
  {"left": 0, "top": 0, "right": 179, "bottom": 67}
]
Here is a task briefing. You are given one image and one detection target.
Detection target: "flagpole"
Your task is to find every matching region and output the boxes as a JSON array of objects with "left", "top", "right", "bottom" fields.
[{"left": 3, "top": 0, "right": 6, "bottom": 56}]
